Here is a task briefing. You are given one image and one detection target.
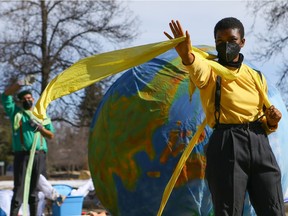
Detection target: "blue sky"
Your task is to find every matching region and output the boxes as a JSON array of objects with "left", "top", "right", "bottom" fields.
[{"left": 123, "top": 0, "right": 283, "bottom": 85}]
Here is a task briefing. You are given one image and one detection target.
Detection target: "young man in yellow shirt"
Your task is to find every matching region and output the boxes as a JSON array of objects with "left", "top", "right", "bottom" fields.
[{"left": 164, "top": 17, "right": 285, "bottom": 215}]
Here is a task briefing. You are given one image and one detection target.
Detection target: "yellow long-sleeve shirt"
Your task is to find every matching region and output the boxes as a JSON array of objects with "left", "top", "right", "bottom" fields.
[{"left": 186, "top": 55, "right": 274, "bottom": 133}]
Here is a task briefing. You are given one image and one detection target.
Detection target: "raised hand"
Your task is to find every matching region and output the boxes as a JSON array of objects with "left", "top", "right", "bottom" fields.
[
  {"left": 164, "top": 20, "right": 194, "bottom": 65},
  {"left": 18, "top": 74, "right": 36, "bottom": 86}
]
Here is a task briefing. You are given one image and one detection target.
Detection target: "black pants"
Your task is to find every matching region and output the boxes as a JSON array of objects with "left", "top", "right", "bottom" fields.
[
  {"left": 10, "top": 151, "right": 46, "bottom": 216},
  {"left": 206, "top": 124, "right": 285, "bottom": 216}
]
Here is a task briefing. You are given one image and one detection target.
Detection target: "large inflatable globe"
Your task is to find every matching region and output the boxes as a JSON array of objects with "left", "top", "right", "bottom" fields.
[{"left": 88, "top": 48, "right": 288, "bottom": 216}]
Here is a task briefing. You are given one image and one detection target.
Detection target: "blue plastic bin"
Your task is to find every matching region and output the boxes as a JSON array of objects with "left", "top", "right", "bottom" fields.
[
  {"left": 52, "top": 184, "right": 73, "bottom": 196},
  {"left": 52, "top": 184, "right": 84, "bottom": 216}
]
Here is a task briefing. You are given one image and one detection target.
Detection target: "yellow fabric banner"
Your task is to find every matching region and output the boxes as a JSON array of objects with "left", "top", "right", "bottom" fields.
[
  {"left": 157, "top": 118, "right": 207, "bottom": 216},
  {"left": 33, "top": 37, "right": 184, "bottom": 119},
  {"left": 31, "top": 37, "right": 271, "bottom": 216},
  {"left": 33, "top": 37, "right": 270, "bottom": 119}
]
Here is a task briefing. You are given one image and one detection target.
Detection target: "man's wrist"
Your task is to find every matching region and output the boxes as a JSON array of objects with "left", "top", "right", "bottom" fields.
[
  {"left": 33, "top": 125, "right": 43, "bottom": 133},
  {"left": 267, "top": 121, "right": 278, "bottom": 129},
  {"left": 36, "top": 125, "right": 43, "bottom": 132},
  {"left": 182, "top": 53, "right": 195, "bottom": 66}
]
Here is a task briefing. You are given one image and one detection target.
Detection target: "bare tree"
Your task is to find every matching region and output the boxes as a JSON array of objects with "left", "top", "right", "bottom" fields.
[
  {"left": 247, "top": 0, "right": 288, "bottom": 107},
  {"left": 47, "top": 123, "right": 89, "bottom": 176},
  {"left": 0, "top": 99, "right": 13, "bottom": 169},
  {"left": 0, "top": 0, "right": 139, "bottom": 126},
  {"left": 77, "top": 82, "right": 104, "bottom": 127}
]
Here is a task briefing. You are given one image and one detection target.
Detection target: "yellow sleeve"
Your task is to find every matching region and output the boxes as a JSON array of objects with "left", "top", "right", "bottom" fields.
[
  {"left": 185, "top": 55, "right": 213, "bottom": 89},
  {"left": 261, "top": 75, "right": 278, "bottom": 134}
]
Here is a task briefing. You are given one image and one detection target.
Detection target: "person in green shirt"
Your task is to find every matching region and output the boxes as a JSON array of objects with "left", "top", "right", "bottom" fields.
[
  {"left": 1, "top": 76, "right": 54, "bottom": 216},
  {"left": 164, "top": 17, "right": 285, "bottom": 215}
]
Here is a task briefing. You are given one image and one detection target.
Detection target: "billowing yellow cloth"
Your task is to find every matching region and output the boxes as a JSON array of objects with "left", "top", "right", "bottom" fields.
[
  {"left": 33, "top": 37, "right": 184, "bottom": 119},
  {"left": 33, "top": 37, "right": 270, "bottom": 119},
  {"left": 32, "top": 37, "right": 271, "bottom": 216}
]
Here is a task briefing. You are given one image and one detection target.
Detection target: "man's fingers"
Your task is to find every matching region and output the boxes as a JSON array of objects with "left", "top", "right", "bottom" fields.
[
  {"left": 169, "top": 22, "right": 178, "bottom": 37},
  {"left": 171, "top": 20, "right": 178, "bottom": 34},
  {"left": 165, "top": 20, "right": 186, "bottom": 40},
  {"left": 176, "top": 20, "right": 184, "bottom": 35},
  {"left": 168, "top": 20, "right": 184, "bottom": 37},
  {"left": 171, "top": 20, "right": 182, "bottom": 36},
  {"left": 185, "top": 31, "right": 190, "bottom": 40},
  {"left": 164, "top": 31, "right": 173, "bottom": 40}
]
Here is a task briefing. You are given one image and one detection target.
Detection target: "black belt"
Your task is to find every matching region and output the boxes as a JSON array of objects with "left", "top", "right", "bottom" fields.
[
  {"left": 214, "top": 121, "right": 262, "bottom": 130},
  {"left": 14, "top": 150, "right": 46, "bottom": 155}
]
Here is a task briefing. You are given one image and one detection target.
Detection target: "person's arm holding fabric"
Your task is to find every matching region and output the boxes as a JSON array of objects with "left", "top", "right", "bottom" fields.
[
  {"left": 3, "top": 76, "right": 54, "bottom": 140},
  {"left": 257, "top": 76, "right": 282, "bottom": 133},
  {"left": 164, "top": 20, "right": 217, "bottom": 129},
  {"left": 2, "top": 82, "right": 22, "bottom": 120},
  {"left": 164, "top": 20, "right": 212, "bottom": 89},
  {"left": 262, "top": 100, "right": 282, "bottom": 133},
  {"left": 4, "top": 74, "right": 36, "bottom": 95},
  {"left": 29, "top": 118, "right": 54, "bottom": 139},
  {"left": 265, "top": 105, "right": 281, "bottom": 128},
  {"left": 2, "top": 76, "right": 36, "bottom": 121},
  {"left": 164, "top": 20, "right": 194, "bottom": 65}
]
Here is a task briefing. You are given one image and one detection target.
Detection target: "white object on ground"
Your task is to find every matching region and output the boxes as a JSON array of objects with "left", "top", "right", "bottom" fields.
[
  {"left": 0, "top": 190, "right": 13, "bottom": 215},
  {"left": 70, "top": 178, "right": 94, "bottom": 197},
  {"left": 38, "top": 174, "right": 59, "bottom": 200},
  {"left": 0, "top": 176, "right": 94, "bottom": 215}
]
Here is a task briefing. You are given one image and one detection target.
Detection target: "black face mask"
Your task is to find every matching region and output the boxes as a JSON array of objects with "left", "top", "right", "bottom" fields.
[
  {"left": 22, "top": 100, "right": 33, "bottom": 110},
  {"left": 216, "top": 41, "right": 241, "bottom": 62}
]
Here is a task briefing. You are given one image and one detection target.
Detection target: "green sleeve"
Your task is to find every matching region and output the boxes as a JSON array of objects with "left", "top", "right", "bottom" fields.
[{"left": 1, "top": 93, "right": 20, "bottom": 120}]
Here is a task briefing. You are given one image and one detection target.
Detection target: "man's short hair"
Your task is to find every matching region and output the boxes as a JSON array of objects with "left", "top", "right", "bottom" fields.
[
  {"left": 17, "top": 90, "right": 32, "bottom": 100},
  {"left": 214, "top": 17, "right": 245, "bottom": 39}
]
